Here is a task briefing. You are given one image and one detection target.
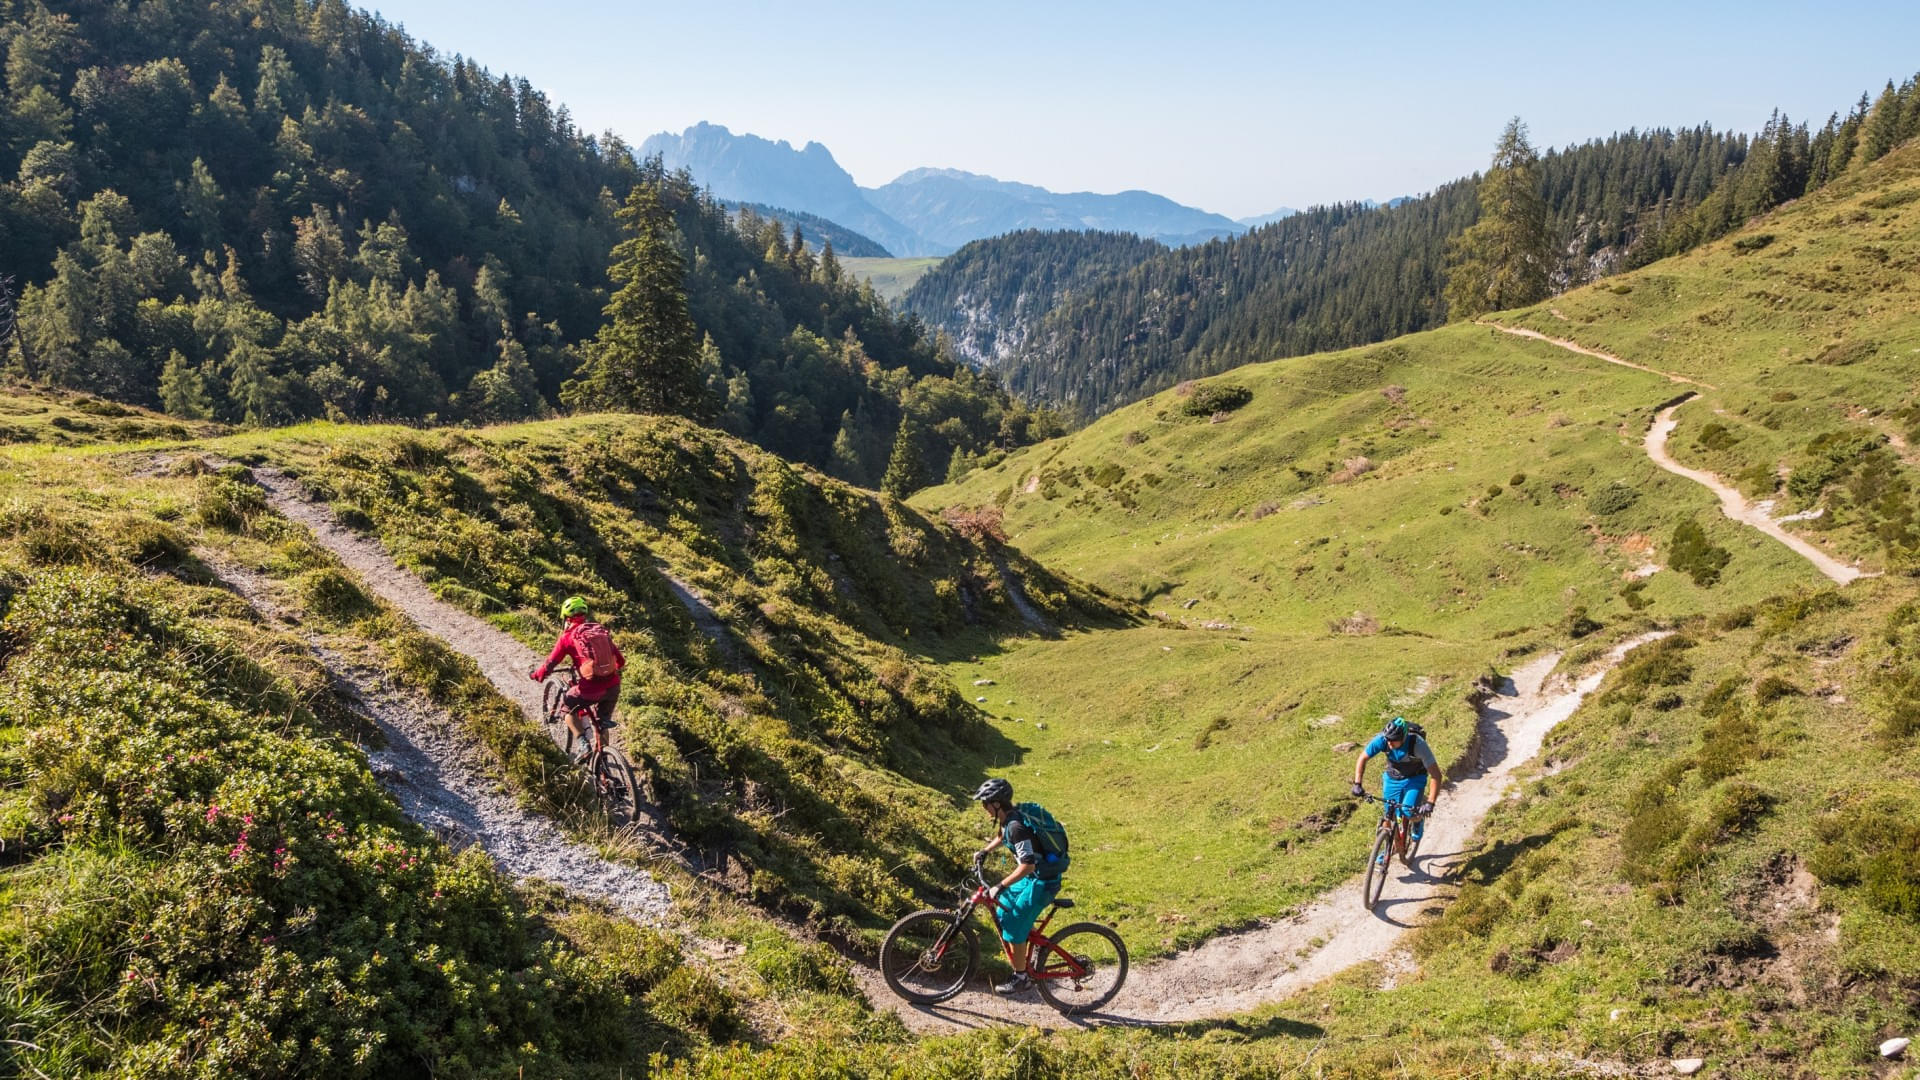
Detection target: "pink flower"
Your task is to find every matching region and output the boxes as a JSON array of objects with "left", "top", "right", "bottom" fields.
[{"left": 205, "top": 805, "right": 220, "bottom": 823}]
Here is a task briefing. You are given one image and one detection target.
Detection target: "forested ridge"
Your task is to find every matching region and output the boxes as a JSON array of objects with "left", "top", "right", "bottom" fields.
[
  {"left": 906, "top": 82, "right": 1920, "bottom": 418},
  {"left": 0, "top": 0, "right": 1047, "bottom": 485}
]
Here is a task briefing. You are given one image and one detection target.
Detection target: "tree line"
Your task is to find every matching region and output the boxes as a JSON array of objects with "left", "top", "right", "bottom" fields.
[
  {"left": 0, "top": 0, "right": 1050, "bottom": 490},
  {"left": 902, "top": 72, "right": 1920, "bottom": 419}
]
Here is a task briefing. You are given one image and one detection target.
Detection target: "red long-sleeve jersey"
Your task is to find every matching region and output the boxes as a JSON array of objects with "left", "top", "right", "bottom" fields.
[{"left": 535, "top": 618, "right": 624, "bottom": 699}]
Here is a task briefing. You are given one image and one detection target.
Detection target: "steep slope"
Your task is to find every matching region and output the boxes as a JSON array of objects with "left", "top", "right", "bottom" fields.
[
  {"left": 219, "top": 414, "right": 1127, "bottom": 935},
  {"left": 640, "top": 124, "right": 934, "bottom": 256},
  {"left": 864, "top": 168, "right": 1242, "bottom": 249}
]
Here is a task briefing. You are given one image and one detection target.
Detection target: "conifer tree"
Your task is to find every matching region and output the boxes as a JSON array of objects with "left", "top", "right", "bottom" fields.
[
  {"left": 1861, "top": 81, "right": 1904, "bottom": 164},
  {"left": 1443, "top": 118, "right": 1553, "bottom": 319},
  {"left": 159, "top": 349, "right": 212, "bottom": 418},
  {"left": 561, "top": 185, "right": 708, "bottom": 417},
  {"left": 881, "top": 417, "right": 926, "bottom": 498}
]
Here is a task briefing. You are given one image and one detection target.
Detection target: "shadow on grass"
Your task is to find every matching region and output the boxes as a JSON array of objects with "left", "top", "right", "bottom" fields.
[{"left": 1455, "top": 829, "right": 1559, "bottom": 886}]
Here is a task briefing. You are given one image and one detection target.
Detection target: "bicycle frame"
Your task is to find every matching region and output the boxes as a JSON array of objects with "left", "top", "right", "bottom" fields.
[
  {"left": 931, "top": 868, "right": 1088, "bottom": 982},
  {"left": 1360, "top": 793, "right": 1424, "bottom": 853}
]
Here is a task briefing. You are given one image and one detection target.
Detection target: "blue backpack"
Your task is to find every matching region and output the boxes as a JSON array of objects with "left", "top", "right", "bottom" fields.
[{"left": 1010, "top": 801, "right": 1070, "bottom": 878}]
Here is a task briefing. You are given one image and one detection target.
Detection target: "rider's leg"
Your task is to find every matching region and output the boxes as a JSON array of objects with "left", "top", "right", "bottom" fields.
[
  {"left": 561, "top": 691, "right": 591, "bottom": 742},
  {"left": 993, "top": 876, "right": 1057, "bottom": 993},
  {"left": 1386, "top": 775, "right": 1423, "bottom": 842}
]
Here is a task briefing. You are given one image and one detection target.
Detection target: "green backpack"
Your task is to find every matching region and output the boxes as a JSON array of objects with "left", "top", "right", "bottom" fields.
[{"left": 1010, "top": 801, "right": 1071, "bottom": 878}]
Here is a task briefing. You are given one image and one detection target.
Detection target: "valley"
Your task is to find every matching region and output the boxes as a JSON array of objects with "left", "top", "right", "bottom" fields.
[{"left": 3, "top": 2, "right": 1919, "bottom": 1075}]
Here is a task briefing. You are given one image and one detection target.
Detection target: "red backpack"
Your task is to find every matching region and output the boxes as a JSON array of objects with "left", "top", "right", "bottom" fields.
[{"left": 573, "top": 621, "right": 621, "bottom": 679}]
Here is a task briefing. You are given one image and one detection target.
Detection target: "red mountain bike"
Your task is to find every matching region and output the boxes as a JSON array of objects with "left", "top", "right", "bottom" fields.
[
  {"left": 1358, "top": 792, "right": 1428, "bottom": 911},
  {"left": 878, "top": 861, "right": 1128, "bottom": 1015},
  {"left": 539, "top": 665, "right": 642, "bottom": 827}
]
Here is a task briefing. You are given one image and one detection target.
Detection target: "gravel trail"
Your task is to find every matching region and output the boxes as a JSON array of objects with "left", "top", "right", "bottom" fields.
[
  {"left": 244, "top": 465, "right": 681, "bottom": 834},
  {"left": 1645, "top": 401, "right": 1870, "bottom": 586},
  {"left": 1484, "top": 323, "right": 1717, "bottom": 388},
  {"left": 206, "top": 555, "right": 671, "bottom": 923},
  {"left": 866, "top": 635, "right": 1664, "bottom": 1033}
]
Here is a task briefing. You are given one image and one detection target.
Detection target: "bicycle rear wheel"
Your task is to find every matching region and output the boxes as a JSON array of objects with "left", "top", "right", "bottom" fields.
[
  {"left": 879, "top": 910, "right": 978, "bottom": 1004},
  {"left": 590, "top": 747, "right": 642, "bottom": 827},
  {"left": 1363, "top": 827, "right": 1393, "bottom": 911},
  {"left": 1032, "top": 922, "right": 1128, "bottom": 1015}
]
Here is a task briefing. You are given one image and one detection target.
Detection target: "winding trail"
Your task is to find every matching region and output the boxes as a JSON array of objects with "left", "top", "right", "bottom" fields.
[
  {"left": 246, "top": 465, "right": 687, "bottom": 833},
  {"left": 1483, "top": 323, "right": 1717, "bottom": 389},
  {"left": 868, "top": 635, "right": 1664, "bottom": 1033},
  {"left": 234, "top": 460, "right": 1681, "bottom": 1033},
  {"left": 1483, "top": 325, "right": 1873, "bottom": 586},
  {"left": 205, "top": 554, "right": 671, "bottom": 923},
  {"left": 1644, "top": 402, "right": 1870, "bottom": 586}
]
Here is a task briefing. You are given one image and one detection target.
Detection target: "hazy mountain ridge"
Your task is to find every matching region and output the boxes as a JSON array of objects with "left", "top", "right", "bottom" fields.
[
  {"left": 641, "top": 123, "right": 1287, "bottom": 255},
  {"left": 639, "top": 122, "right": 932, "bottom": 255}
]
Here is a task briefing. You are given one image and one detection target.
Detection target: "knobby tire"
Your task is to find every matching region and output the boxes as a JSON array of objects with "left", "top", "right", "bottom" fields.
[
  {"left": 1364, "top": 827, "right": 1393, "bottom": 911},
  {"left": 879, "top": 910, "right": 979, "bottom": 1004},
  {"left": 1032, "top": 922, "right": 1129, "bottom": 1015},
  {"left": 591, "top": 747, "right": 642, "bottom": 827}
]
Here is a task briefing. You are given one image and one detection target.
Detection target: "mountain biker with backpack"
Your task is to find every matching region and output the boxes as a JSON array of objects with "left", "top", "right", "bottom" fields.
[
  {"left": 529, "top": 596, "right": 626, "bottom": 761},
  {"left": 971, "top": 778, "right": 1070, "bottom": 996},
  {"left": 1351, "top": 716, "right": 1441, "bottom": 855}
]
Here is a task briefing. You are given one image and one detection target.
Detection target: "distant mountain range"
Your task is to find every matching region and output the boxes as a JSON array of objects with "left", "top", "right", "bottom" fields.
[{"left": 640, "top": 123, "right": 1322, "bottom": 256}]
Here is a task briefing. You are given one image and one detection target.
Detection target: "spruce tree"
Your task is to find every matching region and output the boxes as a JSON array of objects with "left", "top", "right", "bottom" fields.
[
  {"left": 1443, "top": 118, "right": 1553, "bottom": 320},
  {"left": 561, "top": 185, "right": 708, "bottom": 417},
  {"left": 881, "top": 417, "right": 926, "bottom": 498},
  {"left": 1861, "top": 81, "right": 1904, "bottom": 164},
  {"left": 159, "top": 349, "right": 212, "bottom": 418}
]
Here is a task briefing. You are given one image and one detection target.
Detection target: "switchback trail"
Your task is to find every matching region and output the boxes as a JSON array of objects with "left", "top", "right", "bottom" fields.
[
  {"left": 1483, "top": 325, "right": 1870, "bottom": 586},
  {"left": 204, "top": 554, "right": 672, "bottom": 924},
  {"left": 1644, "top": 402, "right": 1869, "bottom": 586},
  {"left": 866, "top": 635, "right": 1664, "bottom": 1033},
  {"left": 1483, "top": 323, "right": 1717, "bottom": 389}
]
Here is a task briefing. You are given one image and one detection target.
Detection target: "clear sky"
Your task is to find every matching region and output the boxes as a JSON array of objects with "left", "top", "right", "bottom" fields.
[{"left": 368, "top": 0, "right": 1918, "bottom": 219}]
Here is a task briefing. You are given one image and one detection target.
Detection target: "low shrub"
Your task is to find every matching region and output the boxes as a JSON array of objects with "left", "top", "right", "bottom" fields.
[
  {"left": 1589, "top": 483, "right": 1639, "bottom": 516},
  {"left": 1731, "top": 233, "right": 1776, "bottom": 253},
  {"left": 1809, "top": 794, "right": 1920, "bottom": 920},
  {"left": 1670, "top": 520, "right": 1731, "bottom": 587},
  {"left": 1180, "top": 383, "right": 1253, "bottom": 417}
]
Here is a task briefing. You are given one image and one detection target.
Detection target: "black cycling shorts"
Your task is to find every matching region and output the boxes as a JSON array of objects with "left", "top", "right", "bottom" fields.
[{"left": 563, "top": 685, "right": 619, "bottom": 727}]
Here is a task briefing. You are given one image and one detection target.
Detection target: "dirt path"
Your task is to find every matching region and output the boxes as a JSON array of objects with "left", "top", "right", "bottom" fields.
[
  {"left": 1644, "top": 402, "right": 1870, "bottom": 586},
  {"left": 245, "top": 464, "right": 676, "bottom": 835},
  {"left": 867, "top": 635, "right": 1664, "bottom": 1033},
  {"left": 1484, "top": 323, "right": 1717, "bottom": 389},
  {"left": 205, "top": 555, "right": 672, "bottom": 924}
]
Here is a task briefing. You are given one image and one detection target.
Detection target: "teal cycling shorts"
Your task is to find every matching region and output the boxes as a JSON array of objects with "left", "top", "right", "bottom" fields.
[{"left": 995, "top": 875, "right": 1061, "bottom": 943}]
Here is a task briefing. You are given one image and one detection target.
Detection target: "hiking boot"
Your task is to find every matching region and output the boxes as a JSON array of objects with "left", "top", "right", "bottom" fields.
[{"left": 993, "top": 971, "right": 1034, "bottom": 996}]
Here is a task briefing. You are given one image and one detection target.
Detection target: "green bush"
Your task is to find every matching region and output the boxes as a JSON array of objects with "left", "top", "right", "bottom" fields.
[
  {"left": 1181, "top": 383, "right": 1253, "bottom": 417},
  {"left": 1731, "top": 233, "right": 1775, "bottom": 253},
  {"left": 297, "top": 567, "right": 377, "bottom": 624},
  {"left": 1670, "top": 520, "right": 1731, "bottom": 587},
  {"left": 1809, "top": 794, "right": 1920, "bottom": 920},
  {"left": 193, "top": 469, "right": 270, "bottom": 533},
  {"left": 1589, "top": 483, "right": 1639, "bottom": 516},
  {"left": 646, "top": 967, "right": 740, "bottom": 1040}
]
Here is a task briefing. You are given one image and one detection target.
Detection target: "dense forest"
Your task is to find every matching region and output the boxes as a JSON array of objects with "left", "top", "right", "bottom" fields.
[
  {"left": 0, "top": 0, "right": 1048, "bottom": 486},
  {"left": 906, "top": 82, "right": 1920, "bottom": 418}
]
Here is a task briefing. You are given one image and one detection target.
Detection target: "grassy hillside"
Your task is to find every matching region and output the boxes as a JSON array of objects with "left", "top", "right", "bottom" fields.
[
  {"left": 215, "top": 415, "right": 1125, "bottom": 936},
  {"left": 0, "top": 424, "right": 904, "bottom": 1076}
]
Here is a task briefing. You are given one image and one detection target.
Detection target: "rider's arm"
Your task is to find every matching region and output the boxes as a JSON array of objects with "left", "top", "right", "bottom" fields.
[
  {"left": 997, "top": 820, "right": 1039, "bottom": 889},
  {"left": 533, "top": 630, "right": 571, "bottom": 681},
  {"left": 998, "top": 860, "right": 1033, "bottom": 890},
  {"left": 1351, "top": 736, "right": 1382, "bottom": 786}
]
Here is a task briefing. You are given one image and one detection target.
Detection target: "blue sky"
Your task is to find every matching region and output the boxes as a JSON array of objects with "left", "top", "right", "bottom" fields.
[{"left": 370, "top": 0, "right": 1919, "bottom": 218}]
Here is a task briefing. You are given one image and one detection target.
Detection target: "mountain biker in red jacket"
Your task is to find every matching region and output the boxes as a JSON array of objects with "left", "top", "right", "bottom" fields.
[{"left": 529, "top": 596, "right": 625, "bottom": 757}]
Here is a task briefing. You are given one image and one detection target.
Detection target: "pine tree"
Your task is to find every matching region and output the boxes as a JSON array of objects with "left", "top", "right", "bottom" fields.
[
  {"left": 560, "top": 185, "right": 708, "bottom": 417},
  {"left": 881, "top": 417, "right": 926, "bottom": 498},
  {"left": 1443, "top": 118, "right": 1553, "bottom": 320},
  {"left": 159, "top": 349, "right": 212, "bottom": 418},
  {"left": 830, "top": 409, "right": 868, "bottom": 485},
  {"left": 1861, "top": 81, "right": 1904, "bottom": 164}
]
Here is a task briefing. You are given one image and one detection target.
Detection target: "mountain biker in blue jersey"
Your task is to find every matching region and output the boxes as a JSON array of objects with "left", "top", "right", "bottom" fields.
[{"left": 1351, "top": 716, "right": 1441, "bottom": 860}]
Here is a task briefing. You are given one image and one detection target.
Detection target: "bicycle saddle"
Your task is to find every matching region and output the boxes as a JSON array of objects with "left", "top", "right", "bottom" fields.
[{"left": 1050, "top": 897, "right": 1075, "bottom": 909}]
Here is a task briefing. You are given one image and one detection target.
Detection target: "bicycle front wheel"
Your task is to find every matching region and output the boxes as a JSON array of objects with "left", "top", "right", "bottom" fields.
[
  {"left": 880, "top": 910, "right": 978, "bottom": 1004},
  {"left": 590, "top": 747, "right": 642, "bottom": 827},
  {"left": 1033, "top": 922, "right": 1128, "bottom": 1015},
  {"left": 1363, "top": 827, "right": 1393, "bottom": 911}
]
